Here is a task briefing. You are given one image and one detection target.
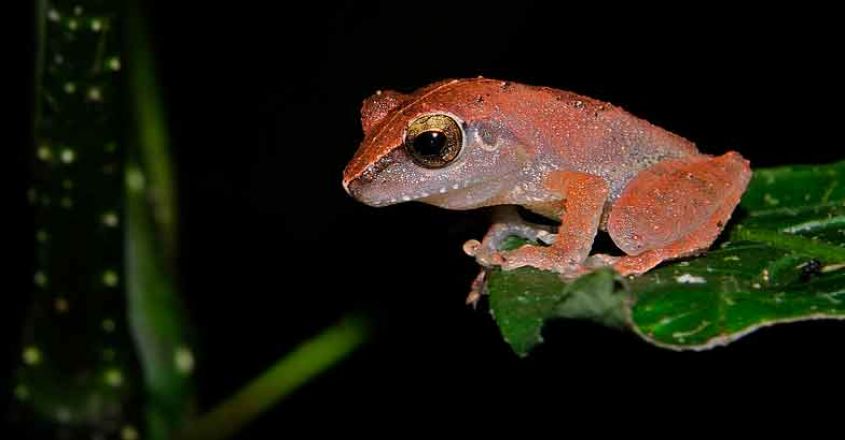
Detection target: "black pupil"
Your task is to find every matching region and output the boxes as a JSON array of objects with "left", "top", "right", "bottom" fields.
[{"left": 413, "top": 131, "right": 447, "bottom": 157}]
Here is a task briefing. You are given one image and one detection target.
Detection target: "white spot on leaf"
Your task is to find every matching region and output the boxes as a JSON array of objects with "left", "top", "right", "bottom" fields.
[{"left": 675, "top": 273, "right": 706, "bottom": 284}]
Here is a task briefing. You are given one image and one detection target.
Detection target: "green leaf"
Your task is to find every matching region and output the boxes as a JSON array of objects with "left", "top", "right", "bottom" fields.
[
  {"left": 486, "top": 161, "right": 845, "bottom": 354},
  {"left": 488, "top": 268, "right": 627, "bottom": 356}
]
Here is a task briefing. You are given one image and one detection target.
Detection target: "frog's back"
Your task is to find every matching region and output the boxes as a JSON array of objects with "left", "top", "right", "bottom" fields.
[{"left": 455, "top": 78, "right": 701, "bottom": 199}]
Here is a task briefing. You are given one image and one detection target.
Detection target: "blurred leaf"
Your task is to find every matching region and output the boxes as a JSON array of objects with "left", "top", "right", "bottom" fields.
[
  {"left": 178, "top": 315, "right": 369, "bottom": 440},
  {"left": 125, "top": 0, "right": 195, "bottom": 437},
  {"left": 17, "top": 0, "right": 143, "bottom": 436},
  {"left": 487, "top": 161, "right": 845, "bottom": 355}
]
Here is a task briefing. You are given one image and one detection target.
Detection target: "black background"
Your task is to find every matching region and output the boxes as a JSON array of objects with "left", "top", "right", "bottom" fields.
[{"left": 7, "top": 2, "right": 845, "bottom": 435}]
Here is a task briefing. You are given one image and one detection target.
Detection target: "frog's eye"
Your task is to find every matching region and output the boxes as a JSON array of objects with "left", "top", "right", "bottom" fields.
[{"left": 404, "top": 114, "right": 463, "bottom": 168}]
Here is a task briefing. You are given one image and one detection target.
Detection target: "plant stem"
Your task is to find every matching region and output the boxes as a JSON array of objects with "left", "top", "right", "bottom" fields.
[{"left": 177, "top": 315, "right": 369, "bottom": 440}]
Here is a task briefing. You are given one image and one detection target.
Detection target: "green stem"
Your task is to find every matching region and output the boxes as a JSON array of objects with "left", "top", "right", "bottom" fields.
[
  {"left": 733, "top": 227, "right": 845, "bottom": 261},
  {"left": 177, "top": 315, "right": 369, "bottom": 440}
]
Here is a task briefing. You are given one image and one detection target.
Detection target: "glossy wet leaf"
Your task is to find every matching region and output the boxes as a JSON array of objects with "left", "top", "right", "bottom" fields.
[{"left": 486, "top": 161, "right": 845, "bottom": 355}]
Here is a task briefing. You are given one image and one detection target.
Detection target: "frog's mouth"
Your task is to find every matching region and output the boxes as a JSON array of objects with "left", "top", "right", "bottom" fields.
[
  {"left": 376, "top": 178, "right": 491, "bottom": 208},
  {"left": 345, "top": 140, "right": 521, "bottom": 209},
  {"left": 348, "top": 172, "right": 517, "bottom": 211}
]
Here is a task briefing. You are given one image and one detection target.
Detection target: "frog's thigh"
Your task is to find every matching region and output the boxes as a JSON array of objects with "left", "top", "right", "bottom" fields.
[{"left": 606, "top": 152, "right": 751, "bottom": 275}]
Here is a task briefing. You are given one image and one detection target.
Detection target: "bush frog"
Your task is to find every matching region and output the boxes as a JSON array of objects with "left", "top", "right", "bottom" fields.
[{"left": 343, "top": 78, "right": 751, "bottom": 300}]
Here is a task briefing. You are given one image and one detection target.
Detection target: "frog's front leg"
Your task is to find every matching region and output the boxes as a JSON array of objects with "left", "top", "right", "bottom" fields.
[
  {"left": 463, "top": 206, "right": 558, "bottom": 306},
  {"left": 499, "top": 171, "right": 609, "bottom": 276},
  {"left": 463, "top": 206, "right": 556, "bottom": 266}
]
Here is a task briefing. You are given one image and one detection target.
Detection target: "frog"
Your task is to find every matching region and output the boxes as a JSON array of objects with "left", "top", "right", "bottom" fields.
[{"left": 342, "top": 78, "right": 751, "bottom": 302}]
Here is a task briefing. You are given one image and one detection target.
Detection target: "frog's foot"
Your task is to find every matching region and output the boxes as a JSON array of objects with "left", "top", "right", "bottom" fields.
[
  {"left": 463, "top": 207, "right": 556, "bottom": 268},
  {"left": 585, "top": 253, "right": 621, "bottom": 268},
  {"left": 498, "top": 245, "right": 591, "bottom": 278},
  {"left": 463, "top": 207, "right": 556, "bottom": 305}
]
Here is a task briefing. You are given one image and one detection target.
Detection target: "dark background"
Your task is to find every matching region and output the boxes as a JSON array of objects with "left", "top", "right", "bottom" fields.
[{"left": 7, "top": 2, "right": 845, "bottom": 435}]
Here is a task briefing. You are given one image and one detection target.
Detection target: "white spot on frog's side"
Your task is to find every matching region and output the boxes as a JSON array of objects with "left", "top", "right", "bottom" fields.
[
  {"left": 401, "top": 195, "right": 411, "bottom": 202},
  {"left": 87, "top": 86, "right": 103, "bottom": 102},
  {"left": 37, "top": 145, "right": 53, "bottom": 161},
  {"left": 63, "top": 82, "right": 76, "bottom": 94},
  {"left": 102, "top": 211, "right": 119, "bottom": 227},
  {"left": 90, "top": 18, "right": 103, "bottom": 32},
  {"left": 121, "top": 426, "right": 140, "bottom": 440},
  {"left": 107, "top": 56, "right": 121, "bottom": 71},
  {"left": 675, "top": 273, "right": 706, "bottom": 284},
  {"left": 102, "top": 270, "right": 119, "bottom": 287},
  {"left": 60, "top": 148, "right": 76, "bottom": 164},
  {"left": 23, "top": 346, "right": 42, "bottom": 366},
  {"left": 104, "top": 368, "right": 123, "bottom": 387},
  {"left": 102, "top": 318, "right": 116, "bottom": 333},
  {"left": 174, "top": 346, "right": 195, "bottom": 375},
  {"left": 439, "top": 187, "right": 447, "bottom": 194},
  {"left": 34, "top": 271, "right": 47, "bottom": 287}
]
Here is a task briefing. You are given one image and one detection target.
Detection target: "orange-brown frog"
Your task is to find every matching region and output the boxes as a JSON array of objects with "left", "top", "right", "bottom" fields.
[{"left": 343, "top": 78, "right": 751, "bottom": 299}]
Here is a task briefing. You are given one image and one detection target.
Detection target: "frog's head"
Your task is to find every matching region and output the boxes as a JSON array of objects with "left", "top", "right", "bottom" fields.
[{"left": 343, "top": 78, "right": 532, "bottom": 210}]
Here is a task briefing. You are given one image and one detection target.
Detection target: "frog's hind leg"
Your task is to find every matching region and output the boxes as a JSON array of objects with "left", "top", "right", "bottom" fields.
[{"left": 604, "top": 151, "right": 751, "bottom": 276}]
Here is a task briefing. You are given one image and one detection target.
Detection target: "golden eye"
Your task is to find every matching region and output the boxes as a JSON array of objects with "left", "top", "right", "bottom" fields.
[{"left": 404, "top": 114, "right": 462, "bottom": 168}]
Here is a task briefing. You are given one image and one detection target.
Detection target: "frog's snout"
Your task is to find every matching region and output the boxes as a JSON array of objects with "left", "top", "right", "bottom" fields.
[
  {"left": 343, "top": 177, "right": 357, "bottom": 198},
  {"left": 343, "top": 176, "right": 370, "bottom": 204}
]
